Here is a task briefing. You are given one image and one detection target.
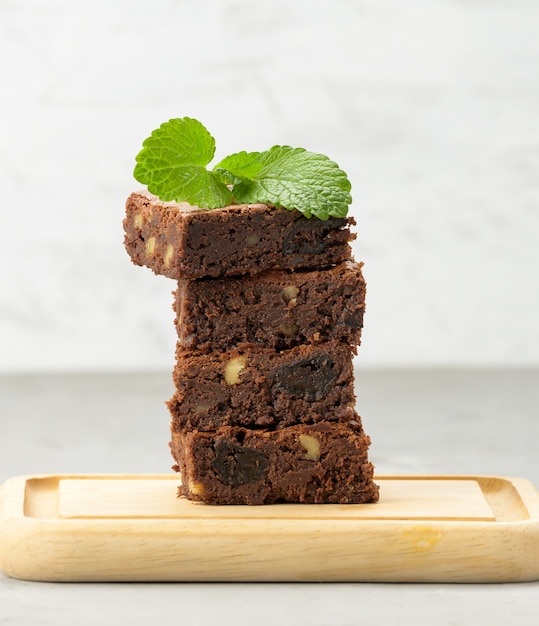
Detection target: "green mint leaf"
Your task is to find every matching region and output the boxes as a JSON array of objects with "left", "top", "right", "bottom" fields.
[
  {"left": 134, "top": 117, "right": 232, "bottom": 206},
  {"left": 134, "top": 118, "right": 352, "bottom": 218},
  {"left": 215, "top": 146, "right": 351, "bottom": 219}
]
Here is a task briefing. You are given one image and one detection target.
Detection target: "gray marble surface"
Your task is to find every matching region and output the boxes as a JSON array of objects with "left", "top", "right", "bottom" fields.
[{"left": 1, "top": 368, "right": 538, "bottom": 625}]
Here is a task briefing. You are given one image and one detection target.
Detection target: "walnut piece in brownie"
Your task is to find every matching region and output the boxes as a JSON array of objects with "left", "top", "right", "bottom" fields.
[
  {"left": 170, "top": 421, "right": 379, "bottom": 505},
  {"left": 169, "top": 341, "right": 357, "bottom": 431},
  {"left": 175, "top": 261, "right": 366, "bottom": 353},
  {"left": 123, "top": 190, "right": 356, "bottom": 279}
]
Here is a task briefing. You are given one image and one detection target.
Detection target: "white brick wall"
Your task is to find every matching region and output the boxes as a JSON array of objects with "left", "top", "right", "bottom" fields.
[{"left": 1, "top": 0, "right": 538, "bottom": 370}]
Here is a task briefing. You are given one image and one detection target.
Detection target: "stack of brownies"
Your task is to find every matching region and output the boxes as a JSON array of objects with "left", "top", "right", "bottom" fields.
[{"left": 124, "top": 189, "right": 379, "bottom": 505}]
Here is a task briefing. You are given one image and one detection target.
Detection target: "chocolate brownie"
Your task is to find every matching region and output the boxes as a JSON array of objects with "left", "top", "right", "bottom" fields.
[
  {"left": 174, "top": 261, "right": 366, "bottom": 353},
  {"left": 124, "top": 190, "right": 355, "bottom": 279},
  {"left": 169, "top": 341, "right": 357, "bottom": 431},
  {"left": 170, "top": 421, "right": 379, "bottom": 505}
]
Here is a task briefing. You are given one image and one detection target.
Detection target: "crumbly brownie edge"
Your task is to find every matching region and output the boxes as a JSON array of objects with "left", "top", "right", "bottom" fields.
[{"left": 123, "top": 191, "right": 186, "bottom": 279}]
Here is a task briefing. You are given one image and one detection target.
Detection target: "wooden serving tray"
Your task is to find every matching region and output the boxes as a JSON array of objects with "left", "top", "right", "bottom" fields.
[{"left": 1, "top": 474, "right": 538, "bottom": 583}]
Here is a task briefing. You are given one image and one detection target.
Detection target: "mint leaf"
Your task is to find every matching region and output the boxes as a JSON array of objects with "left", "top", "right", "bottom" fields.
[
  {"left": 134, "top": 117, "right": 232, "bottom": 206},
  {"left": 215, "top": 146, "right": 351, "bottom": 219},
  {"left": 134, "top": 118, "right": 352, "bottom": 218}
]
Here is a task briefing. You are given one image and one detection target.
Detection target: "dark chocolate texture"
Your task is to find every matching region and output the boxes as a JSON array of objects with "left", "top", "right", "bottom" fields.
[
  {"left": 174, "top": 261, "right": 366, "bottom": 353},
  {"left": 170, "top": 421, "right": 379, "bottom": 505},
  {"left": 168, "top": 341, "right": 357, "bottom": 431},
  {"left": 124, "top": 187, "right": 378, "bottom": 506},
  {"left": 124, "top": 190, "right": 355, "bottom": 279}
]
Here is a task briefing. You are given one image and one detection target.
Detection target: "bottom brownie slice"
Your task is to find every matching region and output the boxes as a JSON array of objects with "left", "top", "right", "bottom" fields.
[{"left": 170, "top": 422, "right": 379, "bottom": 505}]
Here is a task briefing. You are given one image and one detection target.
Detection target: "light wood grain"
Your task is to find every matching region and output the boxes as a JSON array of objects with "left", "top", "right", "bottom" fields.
[
  {"left": 56, "top": 477, "right": 494, "bottom": 520},
  {"left": 1, "top": 474, "right": 538, "bottom": 583}
]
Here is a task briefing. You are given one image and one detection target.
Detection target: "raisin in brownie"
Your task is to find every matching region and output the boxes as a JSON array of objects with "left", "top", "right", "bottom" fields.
[
  {"left": 174, "top": 261, "right": 366, "bottom": 353},
  {"left": 124, "top": 190, "right": 355, "bottom": 279},
  {"left": 170, "top": 421, "right": 379, "bottom": 505},
  {"left": 169, "top": 341, "right": 357, "bottom": 431}
]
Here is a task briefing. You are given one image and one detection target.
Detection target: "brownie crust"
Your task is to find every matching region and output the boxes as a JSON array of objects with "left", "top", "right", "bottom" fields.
[
  {"left": 169, "top": 341, "right": 357, "bottom": 431},
  {"left": 175, "top": 261, "right": 366, "bottom": 353},
  {"left": 170, "top": 421, "right": 379, "bottom": 505},
  {"left": 124, "top": 190, "right": 356, "bottom": 279}
]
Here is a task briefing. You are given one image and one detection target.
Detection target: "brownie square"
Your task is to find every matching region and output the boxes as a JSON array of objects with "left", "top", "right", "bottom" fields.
[
  {"left": 123, "top": 190, "right": 355, "bottom": 279},
  {"left": 168, "top": 341, "right": 357, "bottom": 431},
  {"left": 174, "top": 261, "right": 366, "bottom": 353},
  {"left": 170, "top": 421, "right": 379, "bottom": 505}
]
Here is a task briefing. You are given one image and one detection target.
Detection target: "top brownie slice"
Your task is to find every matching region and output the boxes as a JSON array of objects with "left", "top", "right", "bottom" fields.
[{"left": 123, "top": 190, "right": 356, "bottom": 279}]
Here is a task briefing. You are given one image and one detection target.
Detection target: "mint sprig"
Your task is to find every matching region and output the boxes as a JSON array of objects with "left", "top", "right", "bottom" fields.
[{"left": 134, "top": 117, "right": 351, "bottom": 219}]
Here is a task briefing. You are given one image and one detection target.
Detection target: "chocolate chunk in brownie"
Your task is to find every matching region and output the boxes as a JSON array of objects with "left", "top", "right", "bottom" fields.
[
  {"left": 169, "top": 341, "right": 357, "bottom": 431},
  {"left": 170, "top": 421, "right": 379, "bottom": 505},
  {"left": 174, "top": 261, "right": 366, "bottom": 353},
  {"left": 123, "top": 190, "right": 355, "bottom": 279}
]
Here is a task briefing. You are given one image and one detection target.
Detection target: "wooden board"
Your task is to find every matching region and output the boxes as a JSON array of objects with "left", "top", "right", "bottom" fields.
[{"left": 1, "top": 474, "right": 538, "bottom": 583}]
